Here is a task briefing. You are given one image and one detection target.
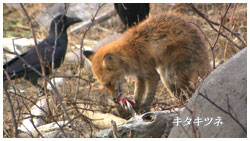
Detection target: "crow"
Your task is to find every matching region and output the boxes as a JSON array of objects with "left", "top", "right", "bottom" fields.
[
  {"left": 114, "top": 3, "right": 150, "bottom": 31},
  {"left": 3, "top": 14, "right": 82, "bottom": 93}
]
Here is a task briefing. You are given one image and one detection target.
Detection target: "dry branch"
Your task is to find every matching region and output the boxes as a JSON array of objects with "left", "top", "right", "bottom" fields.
[
  {"left": 18, "top": 4, "right": 76, "bottom": 135},
  {"left": 3, "top": 82, "right": 18, "bottom": 138},
  {"left": 187, "top": 3, "right": 246, "bottom": 50},
  {"left": 210, "top": 4, "right": 231, "bottom": 69},
  {"left": 20, "top": 4, "right": 47, "bottom": 93},
  {"left": 97, "top": 111, "right": 177, "bottom": 138},
  {"left": 74, "top": 3, "right": 105, "bottom": 102},
  {"left": 5, "top": 38, "right": 71, "bottom": 136}
]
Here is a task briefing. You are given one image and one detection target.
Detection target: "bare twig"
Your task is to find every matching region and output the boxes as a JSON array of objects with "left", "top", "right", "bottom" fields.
[
  {"left": 188, "top": 22, "right": 212, "bottom": 47},
  {"left": 19, "top": 122, "right": 34, "bottom": 138},
  {"left": 185, "top": 106, "right": 197, "bottom": 138},
  {"left": 50, "top": 6, "right": 69, "bottom": 116},
  {"left": 210, "top": 4, "right": 231, "bottom": 69},
  {"left": 199, "top": 92, "right": 246, "bottom": 133},
  {"left": 197, "top": 79, "right": 246, "bottom": 134},
  {"left": 187, "top": 3, "right": 246, "bottom": 49},
  {"left": 20, "top": 4, "right": 47, "bottom": 94},
  {"left": 179, "top": 123, "right": 191, "bottom": 138},
  {"left": 74, "top": 3, "right": 105, "bottom": 102},
  {"left": 22, "top": 99, "right": 45, "bottom": 138},
  {"left": 51, "top": 4, "right": 69, "bottom": 80},
  {"left": 3, "top": 82, "right": 18, "bottom": 138},
  {"left": 5, "top": 49, "right": 72, "bottom": 134},
  {"left": 73, "top": 104, "right": 95, "bottom": 137},
  {"left": 9, "top": 92, "right": 68, "bottom": 136},
  {"left": 16, "top": 98, "right": 22, "bottom": 130},
  {"left": 5, "top": 26, "right": 73, "bottom": 134}
]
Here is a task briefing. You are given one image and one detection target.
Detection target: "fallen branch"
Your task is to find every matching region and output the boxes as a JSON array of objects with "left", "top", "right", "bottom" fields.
[
  {"left": 96, "top": 111, "right": 177, "bottom": 138},
  {"left": 70, "top": 9, "right": 116, "bottom": 33}
]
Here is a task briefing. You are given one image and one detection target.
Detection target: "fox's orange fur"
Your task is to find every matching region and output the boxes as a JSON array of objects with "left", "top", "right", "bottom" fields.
[{"left": 85, "top": 13, "right": 211, "bottom": 113}]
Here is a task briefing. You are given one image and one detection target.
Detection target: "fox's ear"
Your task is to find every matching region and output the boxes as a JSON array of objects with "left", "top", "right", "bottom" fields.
[
  {"left": 83, "top": 50, "right": 95, "bottom": 61},
  {"left": 102, "top": 53, "right": 118, "bottom": 70}
]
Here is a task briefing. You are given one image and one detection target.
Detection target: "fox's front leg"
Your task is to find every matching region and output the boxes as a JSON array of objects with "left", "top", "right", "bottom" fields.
[
  {"left": 142, "top": 71, "right": 160, "bottom": 112},
  {"left": 134, "top": 76, "right": 146, "bottom": 112}
]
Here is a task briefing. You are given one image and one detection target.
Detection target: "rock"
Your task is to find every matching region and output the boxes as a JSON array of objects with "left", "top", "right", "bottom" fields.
[
  {"left": 64, "top": 50, "right": 80, "bottom": 65},
  {"left": 96, "top": 129, "right": 112, "bottom": 138},
  {"left": 47, "top": 78, "right": 65, "bottom": 91},
  {"left": 168, "top": 48, "right": 247, "bottom": 138},
  {"left": 36, "top": 3, "right": 114, "bottom": 31},
  {"left": 42, "top": 130, "right": 74, "bottom": 138},
  {"left": 64, "top": 47, "right": 93, "bottom": 72},
  {"left": 18, "top": 97, "right": 54, "bottom": 133},
  {"left": 3, "top": 38, "right": 40, "bottom": 62},
  {"left": 18, "top": 120, "right": 76, "bottom": 138},
  {"left": 30, "top": 97, "right": 54, "bottom": 116},
  {"left": 3, "top": 38, "right": 36, "bottom": 51},
  {"left": 18, "top": 118, "right": 45, "bottom": 132}
]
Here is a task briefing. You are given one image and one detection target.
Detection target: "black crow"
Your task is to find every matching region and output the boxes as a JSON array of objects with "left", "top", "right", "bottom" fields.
[
  {"left": 114, "top": 3, "right": 150, "bottom": 31},
  {"left": 3, "top": 14, "right": 82, "bottom": 93}
]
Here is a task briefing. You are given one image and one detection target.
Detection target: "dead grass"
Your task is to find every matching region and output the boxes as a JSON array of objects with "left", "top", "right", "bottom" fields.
[{"left": 3, "top": 3, "right": 247, "bottom": 138}]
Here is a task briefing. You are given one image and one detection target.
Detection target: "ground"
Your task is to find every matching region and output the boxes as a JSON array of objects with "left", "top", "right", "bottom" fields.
[{"left": 3, "top": 3, "right": 247, "bottom": 137}]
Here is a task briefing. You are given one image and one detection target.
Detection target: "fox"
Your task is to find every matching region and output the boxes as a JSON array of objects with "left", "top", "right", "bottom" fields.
[{"left": 84, "top": 12, "right": 211, "bottom": 113}]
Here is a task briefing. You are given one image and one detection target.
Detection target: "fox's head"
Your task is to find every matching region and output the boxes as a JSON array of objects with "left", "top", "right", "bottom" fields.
[{"left": 83, "top": 45, "right": 126, "bottom": 100}]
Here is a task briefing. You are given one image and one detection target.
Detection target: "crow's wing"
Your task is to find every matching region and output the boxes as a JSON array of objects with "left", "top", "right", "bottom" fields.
[
  {"left": 4, "top": 37, "right": 67, "bottom": 77},
  {"left": 4, "top": 38, "right": 54, "bottom": 76}
]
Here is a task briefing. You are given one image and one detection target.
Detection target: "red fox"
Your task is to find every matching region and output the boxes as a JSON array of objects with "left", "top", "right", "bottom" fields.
[{"left": 84, "top": 12, "right": 211, "bottom": 113}]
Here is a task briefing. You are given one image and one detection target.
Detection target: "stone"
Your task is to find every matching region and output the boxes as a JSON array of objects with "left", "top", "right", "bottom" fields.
[
  {"left": 36, "top": 3, "right": 114, "bottom": 31},
  {"left": 168, "top": 48, "right": 247, "bottom": 138}
]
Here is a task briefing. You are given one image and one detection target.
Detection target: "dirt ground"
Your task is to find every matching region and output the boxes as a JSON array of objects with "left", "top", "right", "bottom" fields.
[{"left": 3, "top": 3, "right": 247, "bottom": 137}]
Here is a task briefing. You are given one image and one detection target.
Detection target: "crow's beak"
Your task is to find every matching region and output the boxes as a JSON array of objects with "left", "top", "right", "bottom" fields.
[{"left": 66, "top": 16, "right": 82, "bottom": 26}]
